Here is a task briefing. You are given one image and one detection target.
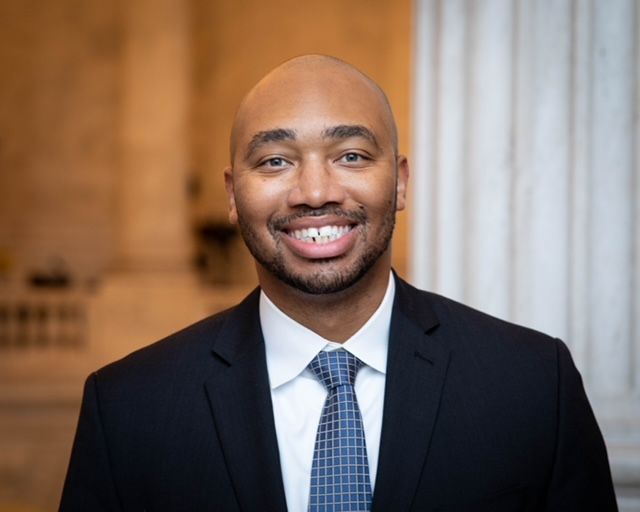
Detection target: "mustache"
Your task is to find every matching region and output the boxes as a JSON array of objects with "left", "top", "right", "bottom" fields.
[{"left": 269, "top": 206, "right": 367, "bottom": 231}]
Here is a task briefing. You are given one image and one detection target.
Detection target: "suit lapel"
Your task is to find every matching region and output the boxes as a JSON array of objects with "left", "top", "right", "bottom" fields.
[
  {"left": 204, "top": 290, "right": 288, "bottom": 512},
  {"left": 372, "top": 277, "right": 451, "bottom": 511}
]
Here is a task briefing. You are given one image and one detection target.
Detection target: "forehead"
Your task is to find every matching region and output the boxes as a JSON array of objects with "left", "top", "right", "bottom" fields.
[{"left": 231, "top": 70, "right": 393, "bottom": 157}]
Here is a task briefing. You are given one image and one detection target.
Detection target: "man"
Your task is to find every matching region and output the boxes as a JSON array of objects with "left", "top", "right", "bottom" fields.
[{"left": 60, "top": 55, "right": 617, "bottom": 511}]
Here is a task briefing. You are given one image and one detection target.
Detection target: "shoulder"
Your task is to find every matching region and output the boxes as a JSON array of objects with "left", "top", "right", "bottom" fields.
[
  {"left": 91, "top": 288, "right": 260, "bottom": 393},
  {"left": 394, "top": 278, "right": 574, "bottom": 416},
  {"left": 394, "top": 276, "right": 561, "bottom": 364}
]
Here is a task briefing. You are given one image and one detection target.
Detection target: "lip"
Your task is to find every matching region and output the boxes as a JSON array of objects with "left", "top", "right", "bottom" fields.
[{"left": 280, "top": 224, "right": 359, "bottom": 259}]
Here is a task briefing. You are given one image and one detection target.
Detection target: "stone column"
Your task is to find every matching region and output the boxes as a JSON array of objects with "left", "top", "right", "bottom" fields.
[
  {"left": 115, "top": 0, "right": 191, "bottom": 272},
  {"left": 412, "top": 1, "right": 639, "bottom": 508},
  {"left": 90, "top": 0, "right": 212, "bottom": 366}
]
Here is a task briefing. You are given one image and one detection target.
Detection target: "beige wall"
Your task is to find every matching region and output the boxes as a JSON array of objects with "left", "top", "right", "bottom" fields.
[
  {"left": 0, "top": 1, "right": 120, "bottom": 288},
  {"left": 0, "top": 1, "right": 412, "bottom": 510}
]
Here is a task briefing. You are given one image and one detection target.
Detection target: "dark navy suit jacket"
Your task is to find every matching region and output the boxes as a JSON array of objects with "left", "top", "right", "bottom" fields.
[{"left": 60, "top": 276, "right": 617, "bottom": 511}]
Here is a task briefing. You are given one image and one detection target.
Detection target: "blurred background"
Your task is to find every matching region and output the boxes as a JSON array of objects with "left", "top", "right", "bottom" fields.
[{"left": 0, "top": 0, "right": 637, "bottom": 510}]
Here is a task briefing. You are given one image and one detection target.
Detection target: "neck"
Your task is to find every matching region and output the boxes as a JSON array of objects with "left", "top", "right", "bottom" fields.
[{"left": 259, "top": 263, "right": 392, "bottom": 343}]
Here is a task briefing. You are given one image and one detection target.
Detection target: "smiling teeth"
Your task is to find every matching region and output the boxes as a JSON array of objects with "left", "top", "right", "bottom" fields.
[{"left": 290, "top": 225, "right": 352, "bottom": 244}]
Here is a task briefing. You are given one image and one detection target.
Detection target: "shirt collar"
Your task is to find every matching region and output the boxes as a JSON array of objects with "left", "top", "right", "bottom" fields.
[{"left": 260, "top": 272, "right": 395, "bottom": 390}]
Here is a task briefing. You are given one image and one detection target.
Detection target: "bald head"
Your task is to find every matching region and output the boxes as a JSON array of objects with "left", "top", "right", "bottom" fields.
[
  {"left": 229, "top": 55, "right": 399, "bottom": 164},
  {"left": 223, "top": 54, "right": 410, "bottom": 301}
]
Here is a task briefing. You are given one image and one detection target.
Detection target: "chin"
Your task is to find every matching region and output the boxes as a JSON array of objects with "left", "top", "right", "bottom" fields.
[{"left": 267, "top": 252, "right": 387, "bottom": 295}]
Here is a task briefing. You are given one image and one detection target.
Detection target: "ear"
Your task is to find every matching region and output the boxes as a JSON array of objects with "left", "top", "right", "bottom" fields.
[
  {"left": 395, "top": 155, "right": 409, "bottom": 211},
  {"left": 224, "top": 167, "right": 238, "bottom": 225}
]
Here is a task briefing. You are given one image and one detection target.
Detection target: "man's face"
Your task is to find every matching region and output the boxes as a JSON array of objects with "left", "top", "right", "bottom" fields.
[{"left": 225, "top": 64, "right": 408, "bottom": 295}]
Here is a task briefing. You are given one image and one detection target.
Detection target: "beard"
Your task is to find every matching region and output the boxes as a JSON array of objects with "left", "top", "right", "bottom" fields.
[{"left": 236, "top": 203, "right": 396, "bottom": 295}]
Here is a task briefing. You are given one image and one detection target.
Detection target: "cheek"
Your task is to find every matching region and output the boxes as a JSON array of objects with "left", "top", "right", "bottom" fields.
[
  {"left": 234, "top": 177, "right": 286, "bottom": 222},
  {"left": 349, "top": 174, "right": 397, "bottom": 211}
]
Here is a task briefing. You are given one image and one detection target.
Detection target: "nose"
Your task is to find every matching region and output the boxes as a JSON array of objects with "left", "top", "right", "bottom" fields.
[{"left": 286, "top": 157, "right": 347, "bottom": 208}]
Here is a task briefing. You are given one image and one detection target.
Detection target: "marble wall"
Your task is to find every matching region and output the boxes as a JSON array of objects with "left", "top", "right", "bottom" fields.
[{"left": 411, "top": 1, "right": 639, "bottom": 509}]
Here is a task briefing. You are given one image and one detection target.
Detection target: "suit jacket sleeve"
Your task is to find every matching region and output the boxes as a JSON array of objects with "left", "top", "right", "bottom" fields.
[
  {"left": 59, "top": 373, "right": 122, "bottom": 512},
  {"left": 544, "top": 339, "right": 617, "bottom": 511}
]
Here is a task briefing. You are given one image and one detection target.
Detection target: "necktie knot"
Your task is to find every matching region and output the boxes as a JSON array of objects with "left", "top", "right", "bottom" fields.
[{"left": 308, "top": 349, "right": 363, "bottom": 391}]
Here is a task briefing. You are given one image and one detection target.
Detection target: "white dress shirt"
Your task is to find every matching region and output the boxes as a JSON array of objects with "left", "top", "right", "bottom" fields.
[{"left": 260, "top": 273, "right": 394, "bottom": 512}]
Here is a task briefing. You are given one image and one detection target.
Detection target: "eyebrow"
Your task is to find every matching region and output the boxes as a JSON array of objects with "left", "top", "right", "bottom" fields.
[
  {"left": 246, "top": 128, "right": 296, "bottom": 159},
  {"left": 322, "top": 124, "right": 379, "bottom": 148},
  {"left": 244, "top": 124, "right": 379, "bottom": 159}
]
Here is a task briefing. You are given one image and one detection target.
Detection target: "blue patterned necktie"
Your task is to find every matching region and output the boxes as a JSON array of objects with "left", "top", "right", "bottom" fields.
[{"left": 308, "top": 349, "right": 372, "bottom": 511}]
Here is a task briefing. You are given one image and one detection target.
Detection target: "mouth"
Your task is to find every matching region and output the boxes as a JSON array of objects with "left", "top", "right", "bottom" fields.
[
  {"left": 275, "top": 213, "right": 361, "bottom": 260},
  {"left": 286, "top": 225, "right": 354, "bottom": 245},
  {"left": 269, "top": 207, "right": 365, "bottom": 260}
]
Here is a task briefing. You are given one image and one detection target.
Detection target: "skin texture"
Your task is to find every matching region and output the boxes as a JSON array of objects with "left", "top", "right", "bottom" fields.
[{"left": 225, "top": 55, "right": 409, "bottom": 342}]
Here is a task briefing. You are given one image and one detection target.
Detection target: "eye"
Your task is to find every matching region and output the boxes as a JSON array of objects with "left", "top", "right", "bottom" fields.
[
  {"left": 258, "top": 156, "right": 289, "bottom": 169},
  {"left": 339, "top": 152, "right": 368, "bottom": 164}
]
